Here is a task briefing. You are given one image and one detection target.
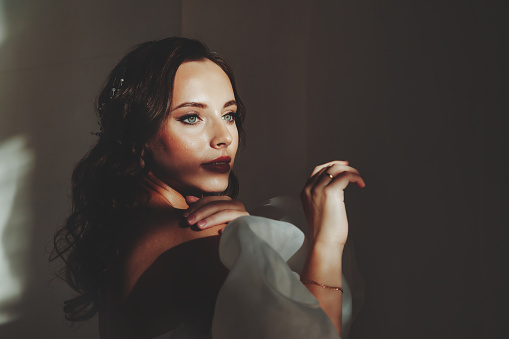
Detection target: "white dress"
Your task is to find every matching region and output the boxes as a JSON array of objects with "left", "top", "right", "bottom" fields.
[{"left": 158, "top": 196, "right": 364, "bottom": 339}]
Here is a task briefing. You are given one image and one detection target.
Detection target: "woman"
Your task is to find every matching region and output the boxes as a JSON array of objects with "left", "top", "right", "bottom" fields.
[{"left": 51, "top": 37, "right": 365, "bottom": 338}]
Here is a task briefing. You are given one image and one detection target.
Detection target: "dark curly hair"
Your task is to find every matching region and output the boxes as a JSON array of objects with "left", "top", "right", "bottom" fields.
[{"left": 50, "top": 37, "right": 246, "bottom": 322}]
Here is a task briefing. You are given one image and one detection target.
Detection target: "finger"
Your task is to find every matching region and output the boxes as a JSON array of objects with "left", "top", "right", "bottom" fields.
[
  {"left": 311, "top": 169, "right": 338, "bottom": 193},
  {"left": 185, "top": 196, "right": 200, "bottom": 205},
  {"left": 305, "top": 164, "right": 359, "bottom": 193},
  {"left": 196, "top": 209, "right": 250, "bottom": 229},
  {"left": 183, "top": 196, "right": 232, "bottom": 217},
  {"left": 322, "top": 163, "right": 360, "bottom": 177},
  {"left": 305, "top": 161, "right": 349, "bottom": 188},
  {"left": 189, "top": 200, "right": 246, "bottom": 223},
  {"left": 309, "top": 160, "right": 349, "bottom": 177},
  {"left": 328, "top": 171, "right": 366, "bottom": 190},
  {"left": 305, "top": 166, "right": 331, "bottom": 188},
  {"left": 185, "top": 196, "right": 233, "bottom": 218},
  {"left": 186, "top": 200, "right": 246, "bottom": 225}
]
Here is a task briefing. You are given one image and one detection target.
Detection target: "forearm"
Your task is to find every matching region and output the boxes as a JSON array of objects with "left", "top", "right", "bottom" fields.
[
  {"left": 299, "top": 160, "right": 365, "bottom": 335},
  {"left": 300, "top": 242, "right": 344, "bottom": 335}
]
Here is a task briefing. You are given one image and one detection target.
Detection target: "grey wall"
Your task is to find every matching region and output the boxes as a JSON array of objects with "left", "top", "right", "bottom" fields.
[
  {"left": 183, "top": 2, "right": 507, "bottom": 337},
  {"left": 0, "top": 1, "right": 182, "bottom": 337},
  {"left": 0, "top": 0, "right": 506, "bottom": 338}
]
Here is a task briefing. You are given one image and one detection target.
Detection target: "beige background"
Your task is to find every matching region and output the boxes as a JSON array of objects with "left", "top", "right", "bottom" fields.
[{"left": 0, "top": 0, "right": 506, "bottom": 338}]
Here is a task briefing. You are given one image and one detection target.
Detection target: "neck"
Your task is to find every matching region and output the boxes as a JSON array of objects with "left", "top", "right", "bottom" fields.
[{"left": 141, "top": 171, "right": 189, "bottom": 209}]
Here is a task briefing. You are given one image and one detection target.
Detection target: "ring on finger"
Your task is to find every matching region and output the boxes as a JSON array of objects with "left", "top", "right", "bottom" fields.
[{"left": 323, "top": 172, "right": 334, "bottom": 179}]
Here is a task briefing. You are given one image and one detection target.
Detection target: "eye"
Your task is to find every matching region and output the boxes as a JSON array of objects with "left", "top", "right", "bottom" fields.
[
  {"left": 178, "top": 114, "right": 200, "bottom": 125},
  {"left": 222, "top": 112, "right": 237, "bottom": 123}
]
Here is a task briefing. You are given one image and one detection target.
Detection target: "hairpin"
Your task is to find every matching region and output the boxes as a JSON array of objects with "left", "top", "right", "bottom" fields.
[{"left": 109, "top": 78, "right": 125, "bottom": 99}]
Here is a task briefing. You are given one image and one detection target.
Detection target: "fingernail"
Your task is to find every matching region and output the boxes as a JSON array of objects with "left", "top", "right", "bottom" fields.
[
  {"left": 197, "top": 220, "right": 206, "bottom": 228},
  {"left": 187, "top": 216, "right": 195, "bottom": 224},
  {"left": 344, "top": 161, "right": 349, "bottom": 165}
]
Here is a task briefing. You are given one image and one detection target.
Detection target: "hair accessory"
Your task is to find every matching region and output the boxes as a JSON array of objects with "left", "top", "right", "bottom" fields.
[
  {"left": 109, "top": 78, "right": 125, "bottom": 99},
  {"left": 301, "top": 279, "right": 343, "bottom": 292},
  {"left": 324, "top": 172, "right": 334, "bottom": 179}
]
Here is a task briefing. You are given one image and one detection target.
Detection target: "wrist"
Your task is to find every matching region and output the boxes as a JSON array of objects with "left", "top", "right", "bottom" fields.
[{"left": 301, "top": 242, "right": 343, "bottom": 288}]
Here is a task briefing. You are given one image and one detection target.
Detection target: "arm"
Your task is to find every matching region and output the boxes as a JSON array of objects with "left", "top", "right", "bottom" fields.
[
  {"left": 182, "top": 195, "right": 249, "bottom": 230},
  {"left": 185, "top": 164, "right": 365, "bottom": 335},
  {"left": 299, "top": 161, "right": 365, "bottom": 335}
]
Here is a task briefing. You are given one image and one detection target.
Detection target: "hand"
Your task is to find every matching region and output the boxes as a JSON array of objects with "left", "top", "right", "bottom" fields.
[
  {"left": 300, "top": 160, "right": 365, "bottom": 247},
  {"left": 182, "top": 196, "right": 249, "bottom": 230}
]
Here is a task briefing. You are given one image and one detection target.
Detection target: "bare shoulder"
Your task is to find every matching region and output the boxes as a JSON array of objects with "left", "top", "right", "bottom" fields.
[
  {"left": 101, "top": 207, "right": 228, "bottom": 336},
  {"left": 119, "top": 206, "right": 226, "bottom": 299}
]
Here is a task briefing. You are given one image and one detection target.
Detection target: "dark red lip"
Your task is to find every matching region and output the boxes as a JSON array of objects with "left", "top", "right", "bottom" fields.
[
  {"left": 202, "top": 163, "right": 230, "bottom": 173},
  {"left": 204, "top": 156, "right": 231, "bottom": 164},
  {"left": 202, "top": 156, "right": 231, "bottom": 174}
]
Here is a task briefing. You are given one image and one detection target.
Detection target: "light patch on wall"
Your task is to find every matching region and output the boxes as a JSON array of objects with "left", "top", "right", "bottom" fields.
[
  {"left": 0, "top": 1, "right": 5, "bottom": 45},
  {"left": 0, "top": 135, "right": 34, "bottom": 325}
]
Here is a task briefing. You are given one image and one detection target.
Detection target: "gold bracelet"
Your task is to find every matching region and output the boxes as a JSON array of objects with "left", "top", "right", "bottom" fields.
[{"left": 301, "top": 279, "right": 343, "bottom": 292}]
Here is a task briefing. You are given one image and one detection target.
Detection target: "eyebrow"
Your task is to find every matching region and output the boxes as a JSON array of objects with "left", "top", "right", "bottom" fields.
[
  {"left": 223, "top": 100, "right": 237, "bottom": 108},
  {"left": 171, "top": 100, "right": 237, "bottom": 112}
]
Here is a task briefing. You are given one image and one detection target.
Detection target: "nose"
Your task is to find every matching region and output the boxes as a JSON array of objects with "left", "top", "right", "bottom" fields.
[{"left": 210, "top": 119, "right": 233, "bottom": 149}]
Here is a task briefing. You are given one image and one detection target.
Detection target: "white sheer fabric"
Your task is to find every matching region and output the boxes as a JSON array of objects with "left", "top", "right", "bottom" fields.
[
  {"left": 157, "top": 196, "right": 362, "bottom": 338},
  {"left": 212, "top": 215, "right": 341, "bottom": 339}
]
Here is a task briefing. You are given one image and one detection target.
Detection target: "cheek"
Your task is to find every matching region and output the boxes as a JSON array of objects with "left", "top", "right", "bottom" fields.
[
  {"left": 231, "top": 127, "right": 239, "bottom": 157},
  {"left": 158, "top": 131, "right": 204, "bottom": 165}
]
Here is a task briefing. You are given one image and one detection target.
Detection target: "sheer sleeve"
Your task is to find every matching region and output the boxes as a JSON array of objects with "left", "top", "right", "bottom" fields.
[
  {"left": 249, "top": 195, "right": 365, "bottom": 338},
  {"left": 156, "top": 196, "right": 363, "bottom": 339},
  {"left": 212, "top": 215, "right": 341, "bottom": 339}
]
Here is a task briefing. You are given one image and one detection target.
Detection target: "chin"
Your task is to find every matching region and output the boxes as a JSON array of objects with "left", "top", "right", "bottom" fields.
[
  {"left": 198, "top": 178, "right": 230, "bottom": 194},
  {"left": 201, "top": 185, "right": 229, "bottom": 194}
]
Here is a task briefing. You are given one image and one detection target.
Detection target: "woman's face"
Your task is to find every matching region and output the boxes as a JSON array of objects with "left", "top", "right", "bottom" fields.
[{"left": 147, "top": 59, "right": 239, "bottom": 195}]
